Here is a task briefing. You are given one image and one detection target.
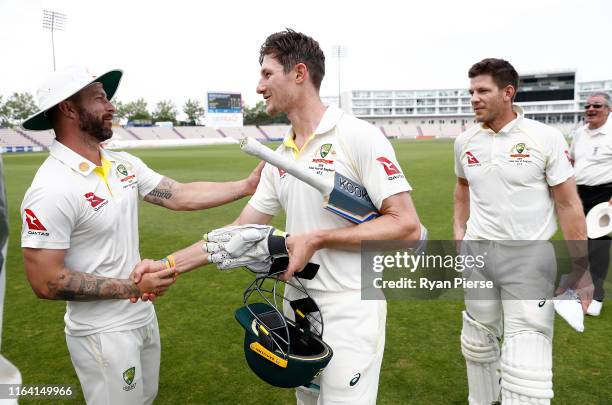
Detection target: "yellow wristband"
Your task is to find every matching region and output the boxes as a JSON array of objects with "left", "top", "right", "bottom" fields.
[{"left": 160, "top": 255, "right": 178, "bottom": 277}]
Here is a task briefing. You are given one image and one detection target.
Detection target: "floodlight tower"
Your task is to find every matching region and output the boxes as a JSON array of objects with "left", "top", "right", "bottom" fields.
[
  {"left": 42, "top": 10, "right": 66, "bottom": 71},
  {"left": 331, "top": 45, "right": 348, "bottom": 108}
]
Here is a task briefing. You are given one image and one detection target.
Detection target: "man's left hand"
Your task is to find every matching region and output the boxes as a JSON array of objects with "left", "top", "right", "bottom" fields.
[
  {"left": 280, "top": 233, "right": 319, "bottom": 281},
  {"left": 243, "top": 161, "right": 265, "bottom": 196}
]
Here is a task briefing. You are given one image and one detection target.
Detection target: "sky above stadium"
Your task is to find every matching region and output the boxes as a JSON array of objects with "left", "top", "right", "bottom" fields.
[{"left": 1, "top": 0, "right": 611, "bottom": 118}]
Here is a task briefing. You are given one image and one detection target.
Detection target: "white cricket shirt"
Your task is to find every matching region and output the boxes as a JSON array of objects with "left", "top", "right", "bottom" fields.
[
  {"left": 21, "top": 140, "right": 163, "bottom": 336},
  {"left": 569, "top": 118, "right": 612, "bottom": 186},
  {"left": 454, "top": 106, "right": 574, "bottom": 240},
  {"left": 249, "top": 105, "right": 412, "bottom": 291}
]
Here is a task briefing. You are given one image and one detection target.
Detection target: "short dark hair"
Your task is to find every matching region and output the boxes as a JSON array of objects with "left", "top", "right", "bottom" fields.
[
  {"left": 468, "top": 58, "right": 519, "bottom": 93},
  {"left": 259, "top": 29, "right": 325, "bottom": 90}
]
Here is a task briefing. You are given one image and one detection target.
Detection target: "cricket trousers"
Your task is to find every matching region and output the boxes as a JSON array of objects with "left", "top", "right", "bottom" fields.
[
  {"left": 66, "top": 316, "right": 160, "bottom": 405},
  {"left": 578, "top": 183, "right": 612, "bottom": 301}
]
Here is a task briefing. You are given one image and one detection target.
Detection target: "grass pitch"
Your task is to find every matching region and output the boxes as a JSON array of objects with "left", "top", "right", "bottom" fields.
[{"left": 3, "top": 140, "right": 611, "bottom": 404}]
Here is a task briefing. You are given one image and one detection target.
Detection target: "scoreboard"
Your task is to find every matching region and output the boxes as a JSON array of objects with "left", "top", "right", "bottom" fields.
[
  {"left": 516, "top": 72, "right": 575, "bottom": 102},
  {"left": 205, "top": 91, "right": 243, "bottom": 127},
  {"left": 207, "top": 92, "right": 242, "bottom": 113}
]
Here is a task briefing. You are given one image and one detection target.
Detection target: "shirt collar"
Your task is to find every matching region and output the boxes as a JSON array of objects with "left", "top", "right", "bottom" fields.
[
  {"left": 480, "top": 105, "right": 524, "bottom": 135},
  {"left": 49, "top": 140, "right": 115, "bottom": 177},
  {"left": 282, "top": 104, "right": 344, "bottom": 144},
  {"left": 585, "top": 116, "right": 611, "bottom": 137}
]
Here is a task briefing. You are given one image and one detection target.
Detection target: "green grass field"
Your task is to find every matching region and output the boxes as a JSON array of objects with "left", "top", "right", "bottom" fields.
[{"left": 3, "top": 140, "right": 611, "bottom": 404}]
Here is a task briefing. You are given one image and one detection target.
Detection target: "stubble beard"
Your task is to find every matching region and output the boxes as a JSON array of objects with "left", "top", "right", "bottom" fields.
[{"left": 77, "top": 108, "right": 113, "bottom": 142}]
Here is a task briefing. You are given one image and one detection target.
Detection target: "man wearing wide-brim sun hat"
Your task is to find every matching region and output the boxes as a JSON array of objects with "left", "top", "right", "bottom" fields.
[{"left": 19, "top": 66, "right": 264, "bottom": 404}]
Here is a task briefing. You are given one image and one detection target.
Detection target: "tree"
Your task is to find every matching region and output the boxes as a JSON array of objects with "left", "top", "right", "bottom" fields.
[
  {"left": 113, "top": 100, "right": 128, "bottom": 120},
  {"left": 1, "top": 92, "right": 37, "bottom": 127},
  {"left": 152, "top": 100, "right": 177, "bottom": 123},
  {"left": 243, "top": 101, "right": 289, "bottom": 126},
  {"left": 0, "top": 96, "right": 8, "bottom": 127},
  {"left": 123, "top": 98, "right": 152, "bottom": 122},
  {"left": 183, "top": 99, "right": 205, "bottom": 125}
]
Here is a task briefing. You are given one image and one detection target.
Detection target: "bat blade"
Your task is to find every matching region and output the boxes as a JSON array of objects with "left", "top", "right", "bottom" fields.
[{"left": 326, "top": 172, "right": 379, "bottom": 223}]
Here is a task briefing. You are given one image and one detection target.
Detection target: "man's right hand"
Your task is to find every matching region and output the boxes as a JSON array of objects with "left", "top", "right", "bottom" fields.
[{"left": 129, "top": 260, "right": 176, "bottom": 303}]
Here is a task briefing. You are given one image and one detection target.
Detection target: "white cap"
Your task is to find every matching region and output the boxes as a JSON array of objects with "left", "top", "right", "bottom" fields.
[{"left": 22, "top": 66, "right": 122, "bottom": 131}]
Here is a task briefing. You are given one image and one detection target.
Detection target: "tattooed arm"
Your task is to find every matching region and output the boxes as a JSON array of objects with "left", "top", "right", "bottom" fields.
[
  {"left": 143, "top": 162, "right": 264, "bottom": 211},
  {"left": 22, "top": 248, "right": 176, "bottom": 301}
]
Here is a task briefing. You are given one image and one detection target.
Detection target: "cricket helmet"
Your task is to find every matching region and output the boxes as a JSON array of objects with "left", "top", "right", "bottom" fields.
[{"left": 235, "top": 269, "right": 333, "bottom": 388}]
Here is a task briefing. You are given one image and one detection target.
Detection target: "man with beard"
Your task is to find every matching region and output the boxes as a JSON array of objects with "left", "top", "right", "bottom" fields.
[{"left": 19, "top": 66, "right": 261, "bottom": 405}]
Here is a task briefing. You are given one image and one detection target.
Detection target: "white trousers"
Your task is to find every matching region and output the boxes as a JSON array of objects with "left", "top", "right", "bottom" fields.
[
  {"left": 463, "top": 241, "right": 556, "bottom": 338},
  {"left": 66, "top": 316, "right": 160, "bottom": 405},
  {"left": 288, "top": 290, "right": 386, "bottom": 405}
]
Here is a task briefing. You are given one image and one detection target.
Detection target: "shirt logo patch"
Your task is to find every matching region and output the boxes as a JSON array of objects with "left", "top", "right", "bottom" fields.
[
  {"left": 24, "top": 209, "right": 47, "bottom": 231},
  {"left": 510, "top": 142, "right": 530, "bottom": 158},
  {"left": 84, "top": 192, "right": 108, "bottom": 211},
  {"left": 466, "top": 151, "right": 480, "bottom": 165},
  {"left": 117, "top": 164, "right": 129, "bottom": 176},
  {"left": 564, "top": 150, "right": 572, "bottom": 163},
  {"left": 320, "top": 143, "right": 332, "bottom": 158},
  {"left": 376, "top": 157, "right": 401, "bottom": 176}
]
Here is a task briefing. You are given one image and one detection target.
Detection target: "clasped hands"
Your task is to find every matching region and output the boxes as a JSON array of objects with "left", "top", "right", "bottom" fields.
[{"left": 128, "top": 224, "right": 316, "bottom": 302}]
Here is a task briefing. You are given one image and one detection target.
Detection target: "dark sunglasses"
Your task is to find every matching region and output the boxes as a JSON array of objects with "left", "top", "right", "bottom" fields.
[{"left": 584, "top": 103, "right": 606, "bottom": 109}]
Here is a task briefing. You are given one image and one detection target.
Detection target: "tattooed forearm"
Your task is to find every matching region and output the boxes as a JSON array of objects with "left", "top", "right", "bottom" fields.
[
  {"left": 47, "top": 269, "right": 140, "bottom": 301},
  {"left": 144, "top": 177, "right": 178, "bottom": 207}
]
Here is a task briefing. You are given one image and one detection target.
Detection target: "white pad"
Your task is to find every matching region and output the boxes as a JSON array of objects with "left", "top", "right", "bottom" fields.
[
  {"left": 460, "top": 311, "right": 501, "bottom": 405},
  {"left": 501, "top": 331, "right": 553, "bottom": 404}
]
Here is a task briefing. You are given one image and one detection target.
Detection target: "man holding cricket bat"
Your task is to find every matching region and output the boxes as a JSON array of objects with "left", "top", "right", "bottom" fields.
[
  {"left": 132, "top": 29, "right": 424, "bottom": 404},
  {"left": 242, "top": 29, "right": 423, "bottom": 403}
]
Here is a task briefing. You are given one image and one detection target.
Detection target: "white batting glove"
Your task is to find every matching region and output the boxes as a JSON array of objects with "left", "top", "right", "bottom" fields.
[{"left": 202, "top": 225, "right": 289, "bottom": 272}]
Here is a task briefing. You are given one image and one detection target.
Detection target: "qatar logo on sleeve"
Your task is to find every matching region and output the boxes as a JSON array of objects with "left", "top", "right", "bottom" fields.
[
  {"left": 376, "top": 157, "right": 404, "bottom": 180},
  {"left": 24, "top": 208, "right": 49, "bottom": 236}
]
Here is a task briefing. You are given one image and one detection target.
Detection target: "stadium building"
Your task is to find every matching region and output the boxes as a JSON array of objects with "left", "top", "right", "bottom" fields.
[
  {"left": 1, "top": 72, "right": 611, "bottom": 152},
  {"left": 338, "top": 71, "right": 612, "bottom": 138}
]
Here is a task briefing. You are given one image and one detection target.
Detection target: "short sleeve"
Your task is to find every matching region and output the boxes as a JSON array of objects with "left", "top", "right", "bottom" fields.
[
  {"left": 248, "top": 161, "right": 282, "bottom": 216},
  {"left": 454, "top": 136, "right": 466, "bottom": 179},
  {"left": 122, "top": 153, "right": 164, "bottom": 198},
  {"left": 546, "top": 130, "right": 574, "bottom": 186},
  {"left": 21, "top": 186, "right": 78, "bottom": 249},
  {"left": 345, "top": 123, "right": 412, "bottom": 209}
]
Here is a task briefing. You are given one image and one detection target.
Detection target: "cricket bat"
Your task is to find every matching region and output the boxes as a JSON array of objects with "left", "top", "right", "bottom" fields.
[{"left": 240, "top": 137, "right": 379, "bottom": 223}]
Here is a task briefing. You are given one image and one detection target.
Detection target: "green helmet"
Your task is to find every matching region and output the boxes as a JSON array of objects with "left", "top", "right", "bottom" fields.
[{"left": 235, "top": 272, "right": 333, "bottom": 388}]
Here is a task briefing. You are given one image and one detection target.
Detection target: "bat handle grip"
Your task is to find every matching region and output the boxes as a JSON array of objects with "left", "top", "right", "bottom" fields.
[{"left": 240, "top": 137, "right": 331, "bottom": 195}]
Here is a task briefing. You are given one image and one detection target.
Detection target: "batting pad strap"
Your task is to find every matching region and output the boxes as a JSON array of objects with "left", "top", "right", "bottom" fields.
[
  {"left": 461, "top": 311, "right": 500, "bottom": 363},
  {"left": 501, "top": 331, "right": 553, "bottom": 401},
  {"left": 461, "top": 311, "right": 501, "bottom": 405}
]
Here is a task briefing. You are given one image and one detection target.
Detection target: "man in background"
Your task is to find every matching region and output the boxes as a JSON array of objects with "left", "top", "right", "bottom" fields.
[
  {"left": 570, "top": 92, "right": 612, "bottom": 316},
  {"left": 453, "top": 58, "right": 589, "bottom": 404}
]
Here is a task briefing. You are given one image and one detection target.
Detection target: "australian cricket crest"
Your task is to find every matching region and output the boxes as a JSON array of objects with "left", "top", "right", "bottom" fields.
[
  {"left": 320, "top": 143, "right": 332, "bottom": 158},
  {"left": 116, "top": 164, "right": 129, "bottom": 176},
  {"left": 509, "top": 142, "right": 531, "bottom": 164},
  {"left": 310, "top": 144, "right": 335, "bottom": 175},
  {"left": 117, "top": 161, "right": 138, "bottom": 188},
  {"left": 122, "top": 366, "right": 136, "bottom": 391}
]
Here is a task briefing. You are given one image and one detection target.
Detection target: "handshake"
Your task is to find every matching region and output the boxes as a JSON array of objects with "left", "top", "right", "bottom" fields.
[{"left": 129, "top": 225, "right": 301, "bottom": 302}]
